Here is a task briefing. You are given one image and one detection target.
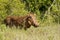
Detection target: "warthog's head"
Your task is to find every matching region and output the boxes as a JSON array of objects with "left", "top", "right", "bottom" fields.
[{"left": 27, "top": 13, "right": 39, "bottom": 27}]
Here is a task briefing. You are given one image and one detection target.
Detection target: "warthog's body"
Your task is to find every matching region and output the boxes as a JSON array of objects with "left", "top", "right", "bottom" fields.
[{"left": 4, "top": 13, "right": 39, "bottom": 30}]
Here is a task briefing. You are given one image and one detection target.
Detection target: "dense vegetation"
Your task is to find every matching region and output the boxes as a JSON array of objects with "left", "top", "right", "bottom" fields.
[
  {"left": 0, "top": 0, "right": 60, "bottom": 40},
  {"left": 0, "top": 0, "right": 60, "bottom": 26}
]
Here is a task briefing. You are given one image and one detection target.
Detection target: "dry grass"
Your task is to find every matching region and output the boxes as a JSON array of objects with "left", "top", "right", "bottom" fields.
[{"left": 0, "top": 24, "right": 60, "bottom": 40}]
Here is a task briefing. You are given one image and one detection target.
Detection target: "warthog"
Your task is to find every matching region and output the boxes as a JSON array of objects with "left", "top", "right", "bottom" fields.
[{"left": 4, "top": 13, "right": 39, "bottom": 30}]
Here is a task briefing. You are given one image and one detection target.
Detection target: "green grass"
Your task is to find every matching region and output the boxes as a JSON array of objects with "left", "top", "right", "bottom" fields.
[{"left": 0, "top": 24, "right": 60, "bottom": 40}]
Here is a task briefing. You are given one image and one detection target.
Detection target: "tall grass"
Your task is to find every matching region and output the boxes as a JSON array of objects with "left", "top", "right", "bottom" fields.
[{"left": 0, "top": 24, "right": 60, "bottom": 40}]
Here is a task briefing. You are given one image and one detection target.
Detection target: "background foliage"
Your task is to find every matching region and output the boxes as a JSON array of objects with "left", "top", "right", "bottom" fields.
[{"left": 0, "top": 0, "right": 60, "bottom": 25}]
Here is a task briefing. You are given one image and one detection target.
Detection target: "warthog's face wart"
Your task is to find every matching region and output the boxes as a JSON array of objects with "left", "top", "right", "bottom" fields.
[{"left": 27, "top": 13, "right": 39, "bottom": 27}]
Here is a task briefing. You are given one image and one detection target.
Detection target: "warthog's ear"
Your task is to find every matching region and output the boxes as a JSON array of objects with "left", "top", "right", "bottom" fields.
[{"left": 27, "top": 16, "right": 32, "bottom": 25}]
